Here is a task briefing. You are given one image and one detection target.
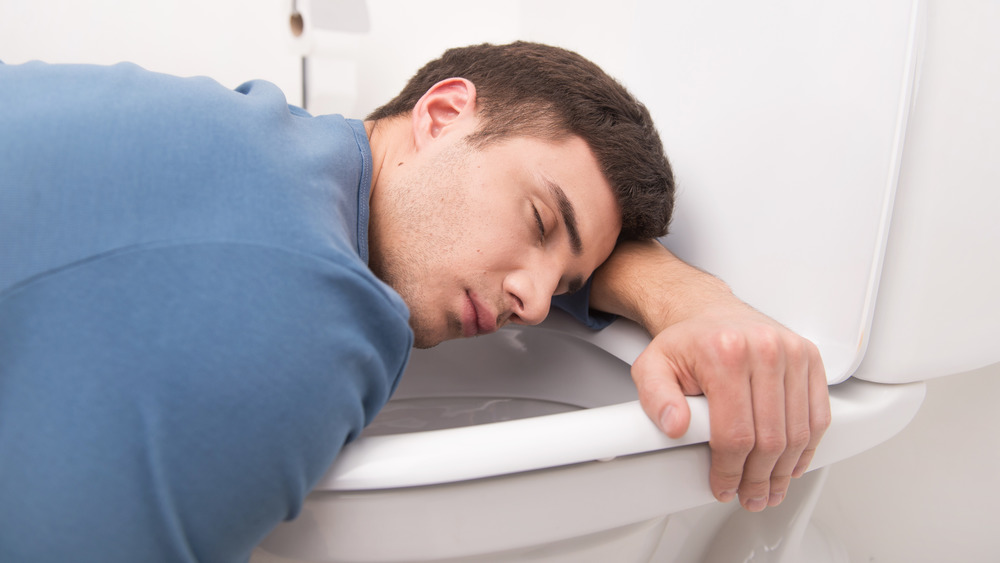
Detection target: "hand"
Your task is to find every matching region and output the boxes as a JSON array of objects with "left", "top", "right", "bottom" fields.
[
  {"left": 589, "top": 239, "right": 831, "bottom": 511},
  {"left": 631, "top": 305, "right": 830, "bottom": 512}
]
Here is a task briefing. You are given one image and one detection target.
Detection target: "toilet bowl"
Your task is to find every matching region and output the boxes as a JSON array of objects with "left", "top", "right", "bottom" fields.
[
  {"left": 253, "top": 0, "right": 999, "bottom": 561},
  {"left": 250, "top": 323, "right": 924, "bottom": 562}
]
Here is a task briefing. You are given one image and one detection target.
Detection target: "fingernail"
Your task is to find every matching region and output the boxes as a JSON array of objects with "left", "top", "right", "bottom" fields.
[
  {"left": 744, "top": 496, "right": 767, "bottom": 512},
  {"left": 768, "top": 491, "right": 785, "bottom": 507},
  {"left": 718, "top": 488, "right": 738, "bottom": 503},
  {"left": 658, "top": 405, "right": 676, "bottom": 432}
]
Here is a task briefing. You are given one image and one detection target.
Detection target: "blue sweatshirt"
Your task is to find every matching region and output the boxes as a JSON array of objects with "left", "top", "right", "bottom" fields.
[{"left": 0, "top": 61, "right": 412, "bottom": 562}]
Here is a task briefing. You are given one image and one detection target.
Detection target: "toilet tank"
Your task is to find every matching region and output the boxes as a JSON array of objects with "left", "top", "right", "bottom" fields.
[
  {"left": 849, "top": 0, "right": 1000, "bottom": 383},
  {"left": 609, "top": 0, "right": 934, "bottom": 384}
]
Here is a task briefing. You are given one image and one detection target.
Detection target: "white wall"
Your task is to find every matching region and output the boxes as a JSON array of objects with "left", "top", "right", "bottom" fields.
[
  {"left": 0, "top": 0, "right": 301, "bottom": 97},
  {"left": 342, "top": 0, "right": 640, "bottom": 118},
  {"left": 2, "top": 1, "right": 997, "bottom": 561}
]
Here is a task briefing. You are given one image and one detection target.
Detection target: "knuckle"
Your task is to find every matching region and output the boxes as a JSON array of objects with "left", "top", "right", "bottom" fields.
[
  {"left": 631, "top": 348, "right": 654, "bottom": 371},
  {"left": 752, "top": 328, "right": 783, "bottom": 366},
  {"left": 709, "top": 329, "right": 749, "bottom": 365},
  {"left": 806, "top": 339, "right": 823, "bottom": 361},
  {"left": 717, "top": 426, "right": 756, "bottom": 456},
  {"left": 770, "top": 474, "right": 792, "bottom": 488},
  {"left": 754, "top": 431, "right": 787, "bottom": 456},
  {"left": 713, "top": 466, "right": 745, "bottom": 483},
  {"left": 630, "top": 354, "right": 653, "bottom": 382},
  {"left": 786, "top": 423, "right": 812, "bottom": 451},
  {"left": 632, "top": 366, "right": 668, "bottom": 397},
  {"left": 812, "top": 408, "right": 833, "bottom": 434},
  {"left": 794, "top": 448, "right": 817, "bottom": 477},
  {"left": 805, "top": 340, "right": 827, "bottom": 375},
  {"left": 783, "top": 335, "right": 807, "bottom": 364},
  {"left": 740, "top": 476, "right": 771, "bottom": 492}
]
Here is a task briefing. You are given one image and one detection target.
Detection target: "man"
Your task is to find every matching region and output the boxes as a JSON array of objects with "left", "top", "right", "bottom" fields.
[{"left": 0, "top": 42, "right": 829, "bottom": 562}]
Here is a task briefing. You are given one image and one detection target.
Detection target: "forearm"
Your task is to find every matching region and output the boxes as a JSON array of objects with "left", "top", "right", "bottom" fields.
[{"left": 589, "top": 239, "right": 743, "bottom": 335}]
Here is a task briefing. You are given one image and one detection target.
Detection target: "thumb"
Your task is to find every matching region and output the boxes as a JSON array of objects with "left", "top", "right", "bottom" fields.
[{"left": 631, "top": 343, "right": 692, "bottom": 439}]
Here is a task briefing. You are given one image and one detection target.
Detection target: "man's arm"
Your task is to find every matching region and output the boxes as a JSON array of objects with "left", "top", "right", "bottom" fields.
[{"left": 589, "top": 239, "right": 831, "bottom": 512}]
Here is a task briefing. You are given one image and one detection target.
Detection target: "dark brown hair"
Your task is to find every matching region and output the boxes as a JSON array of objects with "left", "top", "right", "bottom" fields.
[{"left": 367, "top": 41, "right": 674, "bottom": 240}]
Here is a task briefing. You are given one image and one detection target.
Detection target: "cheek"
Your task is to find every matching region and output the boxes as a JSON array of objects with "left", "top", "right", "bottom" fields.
[{"left": 463, "top": 240, "right": 520, "bottom": 274}]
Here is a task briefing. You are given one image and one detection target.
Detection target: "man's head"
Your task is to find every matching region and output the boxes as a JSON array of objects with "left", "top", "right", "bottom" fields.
[
  {"left": 365, "top": 42, "right": 674, "bottom": 347},
  {"left": 368, "top": 41, "right": 674, "bottom": 242}
]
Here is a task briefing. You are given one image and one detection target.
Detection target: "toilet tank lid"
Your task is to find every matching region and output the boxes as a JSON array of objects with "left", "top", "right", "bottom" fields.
[{"left": 620, "top": 0, "right": 923, "bottom": 385}]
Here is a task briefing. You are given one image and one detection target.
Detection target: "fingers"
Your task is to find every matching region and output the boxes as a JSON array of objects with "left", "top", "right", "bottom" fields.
[
  {"left": 762, "top": 335, "right": 809, "bottom": 508},
  {"left": 737, "top": 342, "right": 788, "bottom": 512},
  {"left": 701, "top": 327, "right": 828, "bottom": 512},
  {"left": 700, "top": 329, "right": 758, "bottom": 506},
  {"left": 794, "top": 341, "right": 831, "bottom": 478},
  {"left": 631, "top": 342, "right": 693, "bottom": 439},
  {"left": 739, "top": 333, "right": 830, "bottom": 511},
  {"left": 632, "top": 317, "right": 831, "bottom": 514}
]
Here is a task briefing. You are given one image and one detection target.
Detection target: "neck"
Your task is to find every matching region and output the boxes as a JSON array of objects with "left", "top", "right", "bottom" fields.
[
  {"left": 364, "top": 120, "right": 384, "bottom": 196},
  {"left": 363, "top": 116, "right": 410, "bottom": 277},
  {"left": 364, "top": 116, "right": 413, "bottom": 205}
]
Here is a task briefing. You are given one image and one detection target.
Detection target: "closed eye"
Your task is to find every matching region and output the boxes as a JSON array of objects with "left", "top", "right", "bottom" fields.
[{"left": 532, "top": 204, "right": 546, "bottom": 244}]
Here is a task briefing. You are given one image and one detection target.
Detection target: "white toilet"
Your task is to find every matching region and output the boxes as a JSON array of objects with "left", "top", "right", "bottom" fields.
[{"left": 252, "top": 0, "right": 1000, "bottom": 561}]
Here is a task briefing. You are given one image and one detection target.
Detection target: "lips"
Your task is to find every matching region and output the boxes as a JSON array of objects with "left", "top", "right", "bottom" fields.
[{"left": 464, "top": 291, "right": 498, "bottom": 337}]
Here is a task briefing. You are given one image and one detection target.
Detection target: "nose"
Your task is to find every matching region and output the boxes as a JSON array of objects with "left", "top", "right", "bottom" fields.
[{"left": 503, "top": 267, "right": 558, "bottom": 326}]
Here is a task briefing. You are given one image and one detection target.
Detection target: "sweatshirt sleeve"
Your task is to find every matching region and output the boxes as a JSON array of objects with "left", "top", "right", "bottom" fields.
[{"left": 550, "top": 275, "right": 618, "bottom": 330}]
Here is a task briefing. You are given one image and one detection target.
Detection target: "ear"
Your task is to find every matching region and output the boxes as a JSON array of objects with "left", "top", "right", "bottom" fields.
[{"left": 411, "top": 78, "right": 478, "bottom": 150}]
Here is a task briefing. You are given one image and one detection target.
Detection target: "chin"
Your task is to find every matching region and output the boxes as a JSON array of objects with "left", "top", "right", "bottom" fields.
[
  {"left": 410, "top": 327, "right": 449, "bottom": 349},
  {"left": 412, "top": 336, "right": 446, "bottom": 349},
  {"left": 408, "top": 312, "right": 459, "bottom": 349}
]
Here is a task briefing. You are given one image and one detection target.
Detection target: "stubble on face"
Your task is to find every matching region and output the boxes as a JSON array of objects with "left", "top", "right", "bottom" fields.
[{"left": 368, "top": 142, "right": 476, "bottom": 348}]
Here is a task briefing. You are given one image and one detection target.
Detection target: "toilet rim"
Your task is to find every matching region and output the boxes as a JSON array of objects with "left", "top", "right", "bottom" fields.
[
  {"left": 316, "top": 377, "right": 925, "bottom": 492},
  {"left": 314, "top": 316, "right": 926, "bottom": 492},
  {"left": 316, "top": 396, "right": 711, "bottom": 491}
]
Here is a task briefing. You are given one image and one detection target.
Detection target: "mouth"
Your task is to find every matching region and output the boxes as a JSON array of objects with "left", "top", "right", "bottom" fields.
[{"left": 463, "top": 291, "right": 498, "bottom": 338}]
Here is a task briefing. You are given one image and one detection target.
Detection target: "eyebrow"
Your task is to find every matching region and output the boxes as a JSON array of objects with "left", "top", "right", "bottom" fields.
[{"left": 545, "top": 180, "right": 583, "bottom": 256}]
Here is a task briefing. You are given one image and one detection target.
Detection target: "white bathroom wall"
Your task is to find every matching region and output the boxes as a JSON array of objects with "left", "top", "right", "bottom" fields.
[
  {"left": 0, "top": 0, "right": 301, "bottom": 98},
  {"left": 349, "top": 1, "right": 521, "bottom": 117},
  {"left": 345, "top": 0, "right": 639, "bottom": 118},
  {"left": 3, "top": 1, "right": 998, "bottom": 561}
]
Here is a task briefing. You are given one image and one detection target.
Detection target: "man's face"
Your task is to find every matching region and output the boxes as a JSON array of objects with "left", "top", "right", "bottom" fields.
[{"left": 370, "top": 133, "right": 621, "bottom": 348}]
